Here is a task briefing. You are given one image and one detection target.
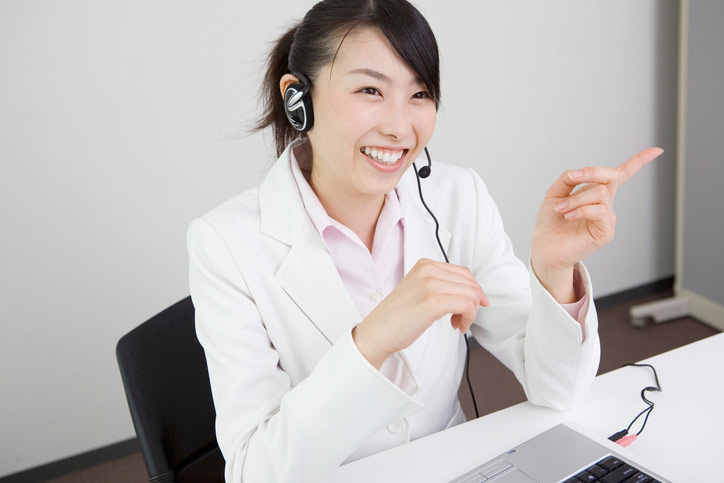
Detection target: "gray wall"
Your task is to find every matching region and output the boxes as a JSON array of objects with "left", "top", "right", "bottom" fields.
[{"left": 0, "top": 0, "right": 678, "bottom": 476}]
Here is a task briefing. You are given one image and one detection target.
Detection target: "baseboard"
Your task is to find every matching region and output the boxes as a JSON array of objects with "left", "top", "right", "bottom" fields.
[
  {"left": 0, "top": 438, "right": 141, "bottom": 483},
  {"left": 593, "top": 276, "right": 674, "bottom": 311}
]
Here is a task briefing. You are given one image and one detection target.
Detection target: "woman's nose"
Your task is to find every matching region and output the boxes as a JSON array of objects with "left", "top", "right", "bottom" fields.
[{"left": 380, "top": 102, "right": 413, "bottom": 140}]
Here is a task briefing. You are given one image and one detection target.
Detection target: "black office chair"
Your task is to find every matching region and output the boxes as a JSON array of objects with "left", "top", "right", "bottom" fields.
[{"left": 116, "top": 296, "right": 225, "bottom": 482}]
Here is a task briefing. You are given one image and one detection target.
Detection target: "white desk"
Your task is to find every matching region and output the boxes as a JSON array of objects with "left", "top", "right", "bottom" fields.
[{"left": 330, "top": 332, "right": 724, "bottom": 482}]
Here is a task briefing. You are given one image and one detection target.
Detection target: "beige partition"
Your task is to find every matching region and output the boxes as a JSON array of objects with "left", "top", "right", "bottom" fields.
[{"left": 631, "top": 0, "right": 724, "bottom": 330}]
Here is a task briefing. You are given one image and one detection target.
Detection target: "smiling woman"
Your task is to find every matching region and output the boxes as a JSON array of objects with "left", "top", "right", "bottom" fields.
[
  {"left": 186, "top": 1, "right": 660, "bottom": 482},
  {"left": 282, "top": 28, "right": 437, "bottom": 250}
]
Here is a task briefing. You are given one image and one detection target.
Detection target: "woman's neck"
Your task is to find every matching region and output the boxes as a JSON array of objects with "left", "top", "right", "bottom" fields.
[
  {"left": 295, "top": 142, "right": 385, "bottom": 252},
  {"left": 310, "top": 175, "right": 385, "bottom": 253}
]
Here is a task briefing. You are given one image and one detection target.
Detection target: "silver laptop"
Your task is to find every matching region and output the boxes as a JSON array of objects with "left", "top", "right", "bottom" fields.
[{"left": 449, "top": 424, "right": 670, "bottom": 483}]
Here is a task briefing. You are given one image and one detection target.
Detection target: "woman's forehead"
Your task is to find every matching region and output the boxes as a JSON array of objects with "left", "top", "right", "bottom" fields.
[{"left": 328, "top": 27, "right": 420, "bottom": 85}]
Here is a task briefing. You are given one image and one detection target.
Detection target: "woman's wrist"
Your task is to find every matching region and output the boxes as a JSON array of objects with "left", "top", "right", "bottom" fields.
[
  {"left": 352, "top": 322, "right": 390, "bottom": 371},
  {"left": 531, "top": 258, "right": 577, "bottom": 304}
]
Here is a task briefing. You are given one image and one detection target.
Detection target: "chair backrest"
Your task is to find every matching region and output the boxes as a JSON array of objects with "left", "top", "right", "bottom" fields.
[{"left": 116, "top": 296, "right": 224, "bottom": 482}]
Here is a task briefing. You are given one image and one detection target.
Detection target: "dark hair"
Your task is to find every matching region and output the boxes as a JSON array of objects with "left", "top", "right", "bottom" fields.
[{"left": 254, "top": 0, "right": 440, "bottom": 157}]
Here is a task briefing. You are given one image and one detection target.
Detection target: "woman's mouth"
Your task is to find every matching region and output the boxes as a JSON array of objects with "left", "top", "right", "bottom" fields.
[{"left": 360, "top": 146, "right": 408, "bottom": 173}]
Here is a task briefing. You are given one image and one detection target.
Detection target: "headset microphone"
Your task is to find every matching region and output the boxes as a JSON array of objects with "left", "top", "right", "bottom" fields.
[{"left": 418, "top": 147, "right": 432, "bottom": 178}]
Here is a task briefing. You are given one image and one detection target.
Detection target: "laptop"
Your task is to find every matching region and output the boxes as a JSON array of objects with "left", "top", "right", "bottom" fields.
[{"left": 449, "top": 424, "right": 670, "bottom": 483}]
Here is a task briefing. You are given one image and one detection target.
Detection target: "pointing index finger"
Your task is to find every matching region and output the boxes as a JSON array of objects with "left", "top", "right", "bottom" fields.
[{"left": 616, "top": 147, "right": 664, "bottom": 187}]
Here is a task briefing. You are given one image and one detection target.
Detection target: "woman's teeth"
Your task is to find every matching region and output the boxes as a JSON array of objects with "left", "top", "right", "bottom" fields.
[{"left": 362, "top": 147, "right": 404, "bottom": 164}]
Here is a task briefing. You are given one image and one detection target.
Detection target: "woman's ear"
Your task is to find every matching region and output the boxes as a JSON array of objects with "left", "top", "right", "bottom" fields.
[{"left": 279, "top": 74, "right": 301, "bottom": 100}]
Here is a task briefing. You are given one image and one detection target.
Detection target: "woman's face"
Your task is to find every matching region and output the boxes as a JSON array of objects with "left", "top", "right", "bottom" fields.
[{"left": 288, "top": 27, "right": 437, "bottom": 206}]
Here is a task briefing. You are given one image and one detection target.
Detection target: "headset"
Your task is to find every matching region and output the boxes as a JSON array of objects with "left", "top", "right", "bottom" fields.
[
  {"left": 284, "top": 72, "right": 314, "bottom": 133},
  {"left": 283, "top": 72, "right": 478, "bottom": 418}
]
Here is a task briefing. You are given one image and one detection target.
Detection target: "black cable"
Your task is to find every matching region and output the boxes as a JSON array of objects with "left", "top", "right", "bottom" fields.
[
  {"left": 413, "top": 154, "right": 448, "bottom": 264},
  {"left": 413, "top": 155, "right": 480, "bottom": 419},
  {"left": 462, "top": 329, "right": 480, "bottom": 419},
  {"left": 622, "top": 363, "right": 661, "bottom": 436},
  {"left": 624, "top": 405, "right": 653, "bottom": 435}
]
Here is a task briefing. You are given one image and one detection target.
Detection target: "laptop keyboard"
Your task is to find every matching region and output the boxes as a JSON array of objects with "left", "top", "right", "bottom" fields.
[{"left": 562, "top": 455, "right": 662, "bottom": 483}]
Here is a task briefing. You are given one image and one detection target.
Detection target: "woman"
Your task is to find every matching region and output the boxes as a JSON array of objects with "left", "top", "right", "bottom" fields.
[{"left": 187, "top": 1, "right": 662, "bottom": 481}]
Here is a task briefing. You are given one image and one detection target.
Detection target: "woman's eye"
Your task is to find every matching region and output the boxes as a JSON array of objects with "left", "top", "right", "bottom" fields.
[
  {"left": 413, "top": 91, "right": 431, "bottom": 99},
  {"left": 359, "top": 87, "right": 381, "bottom": 96}
]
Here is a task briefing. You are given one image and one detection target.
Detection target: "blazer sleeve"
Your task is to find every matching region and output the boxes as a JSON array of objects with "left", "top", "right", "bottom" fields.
[
  {"left": 187, "top": 219, "right": 422, "bottom": 483},
  {"left": 466, "top": 169, "right": 601, "bottom": 410}
]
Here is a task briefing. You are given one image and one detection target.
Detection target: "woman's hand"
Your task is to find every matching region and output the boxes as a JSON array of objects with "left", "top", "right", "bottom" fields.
[
  {"left": 531, "top": 147, "right": 664, "bottom": 302},
  {"left": 352, "top": 258, "right": 489, "bottom": 370}
]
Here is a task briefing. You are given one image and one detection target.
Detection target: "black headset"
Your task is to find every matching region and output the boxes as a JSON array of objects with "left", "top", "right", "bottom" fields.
[{"left": 284, "top": 72, "right": 314, "bottom": 133}]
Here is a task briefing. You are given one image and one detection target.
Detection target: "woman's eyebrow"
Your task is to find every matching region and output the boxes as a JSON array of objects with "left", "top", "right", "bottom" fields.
[
  {"left": 347, "top": 68, "right": 423, "bottom": 86},
  {"left": 348, "top": 68, "right": 390, "bottom": 82}
]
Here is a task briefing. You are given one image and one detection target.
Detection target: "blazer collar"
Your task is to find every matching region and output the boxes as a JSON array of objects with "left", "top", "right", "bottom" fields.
[
  {"left": 259, "top": 145, "right": 451, "bottom": 371},
  {"left": 258, "top": 142, "right": 308, "bottom": 245}
]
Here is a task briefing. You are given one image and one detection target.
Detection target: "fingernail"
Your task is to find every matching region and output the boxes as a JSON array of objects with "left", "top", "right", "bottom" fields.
[
  {"left": 565, "top": 210, "right": 576, "bottom": 219},
  {"left": 569, "top": 170, "right": 583, "bottom": 179},
  {"left": 554, "top": 200, "right": 568, "bottom": 212}
]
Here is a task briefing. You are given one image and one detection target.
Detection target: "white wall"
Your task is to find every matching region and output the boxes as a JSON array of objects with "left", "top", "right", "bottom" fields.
[{"left": 0, "top": 0, "right": 677, "bottom": 476}]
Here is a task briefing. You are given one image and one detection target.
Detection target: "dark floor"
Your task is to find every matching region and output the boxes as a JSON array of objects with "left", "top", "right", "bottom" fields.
[
  {"left": 42, "top": 287, "right": 720, "bottom": 482},
  {"left": 42, "top": 453, "right": 147, "bottom": 483}
]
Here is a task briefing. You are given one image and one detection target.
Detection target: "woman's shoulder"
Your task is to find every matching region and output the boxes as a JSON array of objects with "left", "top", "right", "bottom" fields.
[
  {"left": 194, "top": 186, "right": 261, "bottom": 232},
  {"left": 426, "top": 160, "right": 478, "bottom": 184},
  {"left": 401, "top": 160, "right": 489, "bottom": 202},
  {"left": 186, "top": 185, "right": 270, "bottom": 262}
]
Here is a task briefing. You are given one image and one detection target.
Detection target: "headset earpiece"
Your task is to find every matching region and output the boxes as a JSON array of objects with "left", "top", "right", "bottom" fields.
[{"left": 284, "top": 72, "right": 314, "bottom": 133}]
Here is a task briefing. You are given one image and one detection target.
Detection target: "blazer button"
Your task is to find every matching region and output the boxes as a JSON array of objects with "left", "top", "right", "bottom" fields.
[{"left": 387, "top": 419, "right": 407, "bottom": 434}]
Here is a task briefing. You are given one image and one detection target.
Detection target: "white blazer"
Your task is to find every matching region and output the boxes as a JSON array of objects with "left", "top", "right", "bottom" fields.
[{"left": 187, "top": 143, "right": 601, "bottom": 483}]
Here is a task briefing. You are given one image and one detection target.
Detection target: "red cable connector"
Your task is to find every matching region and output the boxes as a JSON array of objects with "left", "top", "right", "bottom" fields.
[{"left": 615, "top": 434, "right": 638, "bottom": 447}]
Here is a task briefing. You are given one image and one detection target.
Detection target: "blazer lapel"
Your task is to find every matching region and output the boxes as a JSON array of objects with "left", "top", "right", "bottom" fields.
[
  {"left": 276, "top": 221, "right": 361, "bottom": 345},
  {"left": 260, "top": 144, "right": 360, "bottom": 345}
]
